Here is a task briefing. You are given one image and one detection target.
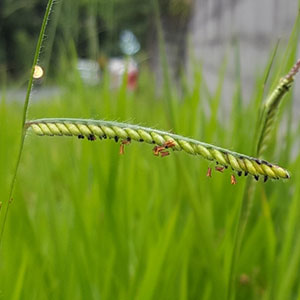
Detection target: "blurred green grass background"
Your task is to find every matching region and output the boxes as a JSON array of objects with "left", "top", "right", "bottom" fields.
[
  {"left": 1, "top": 53, "right": 300, "bottom": 299},
  {"left": 1, "top": 1, "right": 300, "bottom": 297}
]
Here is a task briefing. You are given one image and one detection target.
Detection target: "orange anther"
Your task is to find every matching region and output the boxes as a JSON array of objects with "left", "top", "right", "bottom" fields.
[
  {"left": 119, "top": 144, "right": 125, "bottom": 155},
  {"left": 206, "top": 167, "right": 212, "bottom": 177},
  {"left": 160, "top": 151, "right": 170, "bottom": 157},
  {"left": 153, "top": 145, "right": 165, "bottom": 156},
  {"left": 153, "top": 146, "right": 159, "bottom": 156},
  {"left": 163, "top": 140, "right": 176, "bottom": 148},
  {"left": 215, "top": 166, "right": 225, "bottom": 172},
  {"left": 120, "top": 139, "right": 131, "bottom": 155},
  {"left": 122, "top": 140, "right": 131, "bottom": 145},
  {"left": 231, "top": 174, "right": 237, "bottom": 185}
]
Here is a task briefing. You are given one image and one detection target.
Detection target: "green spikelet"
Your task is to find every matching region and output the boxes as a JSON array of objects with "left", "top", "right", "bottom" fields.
[
  {"left": 26, "top": 118, "right": 290, "bottom": 181},
  {"left": 256, "top": 59, "right": 300, "bottom": 156}
]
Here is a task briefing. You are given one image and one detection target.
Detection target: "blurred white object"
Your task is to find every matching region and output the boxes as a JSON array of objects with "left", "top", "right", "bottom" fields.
[
  {"left": 108, "top": 57, "right": 138, "bottom": 90},
  {"left": 77, "top": 59, "right": 100, "bottom": 85},
  {"left": 33, "top": 65, "right": 44, "bottom": 79},
  {"left": 119, "top": 30, "right": 140, "bottom": 56}
]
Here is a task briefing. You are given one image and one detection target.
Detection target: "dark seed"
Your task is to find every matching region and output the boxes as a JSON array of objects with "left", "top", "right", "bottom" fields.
[
  {"left": 237, "top": 171, "right": 242, "bottom": 177},
  {"left": 103, "top": 134, "right": 107, "bottom": 139},
  {"left": 224, "top": 165, "right": 228, "bottom": 169},
  {"left": 255, "top": 159, "right": 261, "bottom": 165},
  {"left": 78, "top": 134, "right": 84, "bottom": 139},
  {"left": 282, "top": 84, "right": 289, "bottom": 92},
  {"left": 127, "top": 137, "right": 131, "bottom": 142},
  {"left": 88, "top": 134, "right": 96, "bottom": 141},
  {"left": 114, "top": 136, "right": 119, "bottom": 143},
  {"left": 254, "top": 175, "right": 259, "bottom": 181},
  {"left": 139, "top": 139, "right": 144, "bottom": 142},
  {"left": 152, "top": 140, "right": 156, "bottom": 144},
  {"left": 264, "top": 176, "right": 268, "bottom": 183},
  {"left": 245, "top": 172, "right": 248, "bottom": 176}
]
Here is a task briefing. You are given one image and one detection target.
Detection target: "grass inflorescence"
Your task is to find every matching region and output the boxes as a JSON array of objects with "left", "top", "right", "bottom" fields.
[
  {"left": 1, "top": 1, "right": 300, "bottom": 300},
  {"left": 26, "top": 118, "right": 290, "bottom": 181},
  {"left": 226, "top": 52, "right": 300, "bottom": 300},
  {"left": 256, "top": 59, "right": 300, "bottom": 156}
]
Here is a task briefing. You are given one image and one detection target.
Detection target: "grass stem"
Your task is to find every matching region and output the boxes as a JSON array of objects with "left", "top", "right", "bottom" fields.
[
  {"left": 227, "top": 59, "right": 300, "bottom": 300},
  {"left": 0, "top": 0, "right": 54, "bottom": 248}
]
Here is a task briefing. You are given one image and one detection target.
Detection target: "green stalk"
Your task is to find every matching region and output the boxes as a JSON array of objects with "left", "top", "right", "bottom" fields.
[
  {"left": 226, "top": 58, "right": 300, "bottom": 300},
  {"left": 0, "top": 0, "right": 54, "bottom": 248}
]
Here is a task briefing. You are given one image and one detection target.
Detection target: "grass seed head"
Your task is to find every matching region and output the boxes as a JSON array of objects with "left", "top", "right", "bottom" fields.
[{"left": 26, "top": 118, "right": 291, "bottom": 181}]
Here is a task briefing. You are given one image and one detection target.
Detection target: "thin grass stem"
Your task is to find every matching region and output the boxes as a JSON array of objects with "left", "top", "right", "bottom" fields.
[
  {"left": 227, "top": 58, "right": 300, "bottom": 300},
  {"left": 0, "top": 0, "right": 54, "bottom": 248}
]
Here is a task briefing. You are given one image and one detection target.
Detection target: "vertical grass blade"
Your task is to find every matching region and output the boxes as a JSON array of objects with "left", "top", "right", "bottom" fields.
[
  {"left": 227, "top": 57, "right": 300, "bottom": 300},
  {"left": 0, "top": 0, "right": 55, "bottom": 248}
]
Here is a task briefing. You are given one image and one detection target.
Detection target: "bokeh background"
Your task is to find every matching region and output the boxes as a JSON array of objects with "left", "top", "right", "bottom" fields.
[{"left": 1, "top": 1, "right": 300, "bottom": 299}]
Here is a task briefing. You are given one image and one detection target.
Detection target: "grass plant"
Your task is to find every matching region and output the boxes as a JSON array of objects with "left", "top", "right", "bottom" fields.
[
  {"left": 0, "top": 1, "right": 300, "bottom": 300},
  {"left": 227, "top": 48, "right": 300, "bottom": 299}
]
